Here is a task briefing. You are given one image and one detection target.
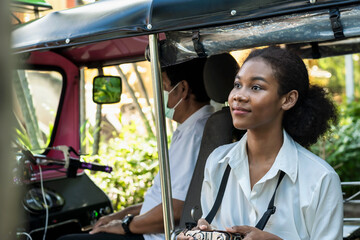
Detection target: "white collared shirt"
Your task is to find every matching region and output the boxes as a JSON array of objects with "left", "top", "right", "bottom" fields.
[
  {"left": 141, "top": 105, "right": 214, "bottom": 240},
  {"left": 201, "top": 130, "right": 343, "bottom": 240}
]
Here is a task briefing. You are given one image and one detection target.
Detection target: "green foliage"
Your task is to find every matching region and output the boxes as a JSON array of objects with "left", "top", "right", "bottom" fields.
[
  {"left": 317, "top": 54, "right": 360, "bottom": 97},
  {"left": 317, "top": 56, "right": 345, "bottom": 94},
  {"left": 85, "top": 122, "right": 159, "bottom": 211},
  {"left": 13, "top": 70, "right": 44, "bottom": 150},
  {"left": 15, "top": 128, "right": 32, "bottom": 149},
  {"left": 14, "top": 122, "right": 53, "bottom": 154},
  {"left": 310, "top": 100, "right": 360, "bottom": 181}
]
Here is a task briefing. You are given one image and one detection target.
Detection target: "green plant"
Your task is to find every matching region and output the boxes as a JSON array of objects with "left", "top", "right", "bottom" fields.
[
  {"left": 85, "top": 122, "right": 159, "bottom": 211},
  {"left": 310, "top": 100, "right": 360, "bottom": 181},
  {"left": 13, "top": 70, "right": 44, "bottom": 151}
]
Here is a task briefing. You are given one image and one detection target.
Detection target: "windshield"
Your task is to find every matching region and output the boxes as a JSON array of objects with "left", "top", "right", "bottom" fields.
[{"left": 13, "top": 69, "right": 63, "bottom": 154}]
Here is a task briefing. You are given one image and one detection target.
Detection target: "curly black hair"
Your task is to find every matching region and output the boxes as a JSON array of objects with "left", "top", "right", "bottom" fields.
[{"left": 244, "top": 47, "right": 338, "bottom": 147}]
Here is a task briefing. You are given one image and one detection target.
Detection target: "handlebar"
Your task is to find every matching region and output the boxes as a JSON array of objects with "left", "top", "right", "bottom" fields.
[
  {"left": 35, "top": 155, "right": 113, "bottom": 177},
  {"left": 14, "top": 146, "right": 113, "bottom": 184}
]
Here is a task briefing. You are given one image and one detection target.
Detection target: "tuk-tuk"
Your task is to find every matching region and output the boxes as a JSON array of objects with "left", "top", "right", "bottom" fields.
[{"left": 10, "top": 0, "right": 360, "bottom": 239}]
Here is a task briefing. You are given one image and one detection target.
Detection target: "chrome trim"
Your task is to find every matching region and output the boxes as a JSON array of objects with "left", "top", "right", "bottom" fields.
[{"left": 149, "top": 33, "right": 175, "bottom": 240}]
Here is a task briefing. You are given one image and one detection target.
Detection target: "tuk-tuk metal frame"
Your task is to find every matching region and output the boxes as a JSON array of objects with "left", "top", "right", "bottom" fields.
[{"left": 149, "top": 33, "right": 175, "bottom": 239}]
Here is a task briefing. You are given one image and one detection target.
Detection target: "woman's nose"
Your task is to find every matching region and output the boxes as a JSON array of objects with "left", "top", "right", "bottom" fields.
[{"left": 231, "top": 90, "right": 249, "bottom": 102}]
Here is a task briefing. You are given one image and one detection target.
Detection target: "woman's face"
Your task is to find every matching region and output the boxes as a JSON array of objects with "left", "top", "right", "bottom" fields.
[{"left": 228, "top": 58, "right": 286, "bottom": 131}]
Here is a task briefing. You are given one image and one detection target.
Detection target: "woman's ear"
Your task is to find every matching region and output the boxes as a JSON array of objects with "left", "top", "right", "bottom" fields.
[{"left": 282, "top": 90, "right": 298, "bottom": 111}]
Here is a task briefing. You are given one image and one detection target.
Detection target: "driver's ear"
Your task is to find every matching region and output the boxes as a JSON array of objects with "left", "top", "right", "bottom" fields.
[
  {"left": 180, "top": 80, "right": 190, "bottom": 99},
  {"left": 282, "top": 90, "right": 298, "bottom": 111}
]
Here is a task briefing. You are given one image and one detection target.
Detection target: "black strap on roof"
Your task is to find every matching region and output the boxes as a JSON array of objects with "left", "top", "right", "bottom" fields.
[
  {"left": 311, "top": 42, "right": 321, "bottom": 59},
  {"left": 329, "top": 7, "right": 345, "bottom": 40},
  {"left": 192, "top": 30, "right": 207, "bottom": 58}
]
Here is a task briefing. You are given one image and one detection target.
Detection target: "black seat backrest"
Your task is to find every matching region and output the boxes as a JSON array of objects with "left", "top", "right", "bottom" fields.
[{"left": 179, "top": 53, "right": 245, "bottom": 228}]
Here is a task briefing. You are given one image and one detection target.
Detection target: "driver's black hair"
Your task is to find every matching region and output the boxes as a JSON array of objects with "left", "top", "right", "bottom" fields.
[
  {"left": 243, "top": 47, "right": 338, "bottom": 147},
  {"left": 162, "top": 58, "right": 210, "bottom": 102}
]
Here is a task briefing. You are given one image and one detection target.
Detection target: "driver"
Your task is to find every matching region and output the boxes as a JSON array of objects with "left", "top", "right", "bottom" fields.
[{"left": 58, "top": 57, "right": 214, "bottom": 240}]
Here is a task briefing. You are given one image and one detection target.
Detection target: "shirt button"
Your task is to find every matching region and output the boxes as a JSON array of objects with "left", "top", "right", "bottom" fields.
[{"left": 250, "top": 189, "right": 257, "bottom": 198}]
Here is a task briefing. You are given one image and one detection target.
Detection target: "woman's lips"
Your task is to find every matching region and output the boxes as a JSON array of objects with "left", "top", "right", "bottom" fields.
[{"left": 232, "top": 106, "right": 251, "bottom": 115}]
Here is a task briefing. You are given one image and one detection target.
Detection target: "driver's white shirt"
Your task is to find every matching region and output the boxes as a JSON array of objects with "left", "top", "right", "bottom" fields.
[
  {"left": 201, "top": 130, "right": 343, "bottom": 240},
  {"left": 140, "top": 105, "right": 214, "bottom": 240}
]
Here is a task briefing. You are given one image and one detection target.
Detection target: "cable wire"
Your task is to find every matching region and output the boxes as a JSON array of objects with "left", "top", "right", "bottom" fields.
[
  {"left": 17, "top": 232, "right": 33, "bottom": 240},
  {"left": 38, "top": 166, "right": 48, "bottom": 240}
]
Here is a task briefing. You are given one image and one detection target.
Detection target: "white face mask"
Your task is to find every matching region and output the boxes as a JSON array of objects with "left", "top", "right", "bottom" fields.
[{"left": 163, "top": 82, "right": 183, "bottom": 119}]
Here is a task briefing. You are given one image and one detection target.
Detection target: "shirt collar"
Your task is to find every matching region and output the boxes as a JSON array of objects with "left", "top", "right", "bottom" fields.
[
  {"left": 221, "top": 133, "right": 248, "bottom": 168},
  {"left": 218, "top": 129, "right": 298, "bottom": 184},
  {"left": 267, "top": 130, "right": 298, "bottom": 183},
  {"left": 176, "top": 105, "right": 214, "bottom": 132}
]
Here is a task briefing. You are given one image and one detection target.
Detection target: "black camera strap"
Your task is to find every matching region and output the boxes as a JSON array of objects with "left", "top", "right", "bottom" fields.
[
  {"left": 255, "top": 170, "right": 285, "bottom": 230},
  {"left": 205, "top": 164, "right": 285, "bottom": 230},
  {"left": 205, "top": 164, "right": 231, "bottom": 224}
]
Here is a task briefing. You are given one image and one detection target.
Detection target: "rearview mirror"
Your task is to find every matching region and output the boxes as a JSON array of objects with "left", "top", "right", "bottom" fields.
[{"left": 93, "top": 75, "right": 122, "bottom": 104}]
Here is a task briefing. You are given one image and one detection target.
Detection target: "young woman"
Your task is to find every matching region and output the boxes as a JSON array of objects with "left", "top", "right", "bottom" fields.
[{"left": 181, "top": 47, "right": 343, "bottom": 240}]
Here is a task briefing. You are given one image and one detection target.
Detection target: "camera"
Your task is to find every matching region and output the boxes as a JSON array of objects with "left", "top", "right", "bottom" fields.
[{"left": 184, "top": 230, "right": 244, "bottom": 240}]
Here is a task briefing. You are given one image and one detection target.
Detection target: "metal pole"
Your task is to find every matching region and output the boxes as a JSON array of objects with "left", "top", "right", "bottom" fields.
[
  {"left": 345, "top": 54, "right": 354, "bottom": 102},
  {"left": 79, "top": 68, "right": 87, "bottom": 154},
  {"left": 148, "top": 34, "right": 174, "bottom": 240},
  {"left": 93, "top": 67, "right": 103, "bottom": 155}
]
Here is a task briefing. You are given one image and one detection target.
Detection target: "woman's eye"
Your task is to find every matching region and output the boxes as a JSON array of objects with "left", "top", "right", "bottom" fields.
[
  {"left": 234, "top": 82, "right": 241, "bottom": 89},
  {"left": 252, "top": 85, "right": 262, "bottom": 91}
]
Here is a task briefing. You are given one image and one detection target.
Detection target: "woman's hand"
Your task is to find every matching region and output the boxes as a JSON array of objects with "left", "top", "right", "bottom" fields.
[
  {"left": 226, "top": 226, "right": 282, "bottom": 240},
  {"left": 177, "top": 218, "right": 213, "bottom": 240},
  {"left": 197, "top": 218, "right": 212, "bottom": 231}
]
